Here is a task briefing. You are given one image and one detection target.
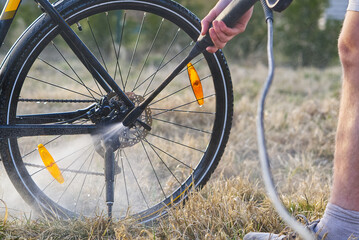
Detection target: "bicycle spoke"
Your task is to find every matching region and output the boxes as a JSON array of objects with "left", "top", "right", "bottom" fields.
[
  {"left": 142, "top": 138, "right": 181, "bottom": 185},
  {"left": 124, "top": 13, "right": 146, "bottom": 91},
  {"left": 123, "top": 150, "right": 149, "bottom": 208},
  {"left": 113, "top": 11, "right": 126, "bottom": 89},
  {"left": 133, "top": 18, "right": 164, "bottom": 90},
  {"left": 139, "top": 139, "right": 166, "bottom": 199},
  {"left": 22, "top": 135, "right": 62, "bottom": 159},
  {"left": 56, "top": 149, "right": 95, "bottom": 204},
  {"left": 119, "top": 150, "right": 130, "bottom": 209},
  {"left": 151, "top": 108, "right": 215, "bottom": 115},
  {"left": 132, "top": 30, "right": 184, "bottom": 92},
  {"left": 149, "top": 74, "right": 211, "bottom": 106},
  {"left": 96, "top": 183, "right": 106, "bottom": 211},
  {"left": 75, "top": 151, "right": 96, "bottom": 212},
  {"left": 40, "top": 145, "right": 93, "bottom": 192},
  {"left": 148, "top": 133, "right": 205, "bottom": 153},
  {"left": 105, "top": 11, "right": 121, "bottom": 83},
  {"left": 142, "top": 56, "right": 206, "bottom": 98},
  {"left": 152, "top": 117, "right": 211, "bottom": 134},
  {"left": 144, "top": 140, "right": 194, "bottom": 170},
  {"left": 26, "top": 75, "right": 94, "bottom": 99},
  {"left": 30, "top": 144, "right": 93, "bottom": 177},
  {"left": 51, "top": 42, "right": 98, "bottom": 101},
  {"left": 87, "top": 18, "right": 109, "bottom": 73},
  {"left": 38, "top": 57, "right": 102, "bottom": 98},
  {"left": 151, "top": 93, "right": 216, "bottom": 117}
]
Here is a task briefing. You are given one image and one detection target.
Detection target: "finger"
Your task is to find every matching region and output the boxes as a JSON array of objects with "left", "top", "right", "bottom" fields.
[
  {"left": 201, "top": 10, "right": 217, "bottom": 35},
  {"left": 217, "top": 20, "right": 244, "bottom": 36},
  {"left": 209, "top": 27, "right": 226, "bottom": 49},
  {"left": 201, "top": 19, "right": 211, "bottom": 36},
  {"left": 206, "top": 46, "right": 219, "bottom": 53},
  {"left": 212, "top": 21, "right": 232, "bottom": 43}
]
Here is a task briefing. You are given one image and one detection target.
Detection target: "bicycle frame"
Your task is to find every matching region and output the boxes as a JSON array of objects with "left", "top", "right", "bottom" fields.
[{"left": 0, "top": 0, "right": 21, "bottom": 46}]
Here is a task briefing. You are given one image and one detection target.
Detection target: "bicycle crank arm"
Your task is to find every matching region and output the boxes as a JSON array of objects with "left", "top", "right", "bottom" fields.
[{"left": 122, "top": 0, "right": 258, "bottom": 127}]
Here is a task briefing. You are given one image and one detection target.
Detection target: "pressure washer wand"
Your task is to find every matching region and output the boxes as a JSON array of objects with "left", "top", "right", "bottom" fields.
[{"left": 122, "top": 0, "right": 258, "bottom": 127}]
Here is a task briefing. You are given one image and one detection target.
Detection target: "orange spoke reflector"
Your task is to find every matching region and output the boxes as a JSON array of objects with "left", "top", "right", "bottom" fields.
[
  {"left": 187, "top": 62, "right": 204, "bottom": 105},
  {"left": 38, "top": 144, "right": 64, "bottom": 184}
]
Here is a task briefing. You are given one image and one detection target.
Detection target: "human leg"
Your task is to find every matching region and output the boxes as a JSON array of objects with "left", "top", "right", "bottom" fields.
[{"left": 330, "top": 10, "right": 359, "bottom": 212}]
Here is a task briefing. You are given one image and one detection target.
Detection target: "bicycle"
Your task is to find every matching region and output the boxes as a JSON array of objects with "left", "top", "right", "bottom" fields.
[
  {"left": 0, "top": 0, "right": 234, "bottom": 222},
  {"left": 0, "top": 1, "right": 307, "bottom": 234}
]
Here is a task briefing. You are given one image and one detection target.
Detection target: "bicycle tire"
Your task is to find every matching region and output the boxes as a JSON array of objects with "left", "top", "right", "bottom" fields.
[{"left": 0, "top": 0, "right": 233, "bottom": 222}]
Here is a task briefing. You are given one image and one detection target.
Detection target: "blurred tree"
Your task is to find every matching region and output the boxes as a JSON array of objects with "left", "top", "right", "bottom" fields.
[
  {"left": 274, "top": 0, "right": 342, "bottom": 67},
  {"left": 0, "top": 0, "right": 342, "bottom": 68}
]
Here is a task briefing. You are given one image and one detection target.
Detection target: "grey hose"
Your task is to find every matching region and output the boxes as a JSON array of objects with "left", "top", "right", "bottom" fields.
[{"left": 256, "top": 8, "right": 316, "bottom": 240}]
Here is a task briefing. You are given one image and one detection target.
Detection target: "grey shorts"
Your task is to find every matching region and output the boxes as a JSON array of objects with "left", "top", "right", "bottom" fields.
[{"left": 348, "top": 0, "right": 359, "bottom": 11}]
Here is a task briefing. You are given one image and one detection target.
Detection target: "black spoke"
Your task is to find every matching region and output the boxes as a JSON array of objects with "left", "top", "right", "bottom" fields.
[
  {"left": 96, "top": 183, "right": 106, "bottom": 210},
  {"left": 22, "top": 135, "right": 62, "bottom": 159},
  {"left": 87, "top": 18, "right": 109, "bottom": 73},
  {"left": 152, "top": 94, "right": 216, "bottom": 117},
  {"left": 142, "top": 138, "right": 181, "bottom": 185},
  {"left": 139, "top": 139, "right": 166, "bottom": 198},
  {"left": 119, "top": 150, "right": 130, "bottom": 209},
  {"left": 142, "top": 28, "right": 182, "bottom": 96},
  {"left": 106, "top": 11, "right": 121, "bottom": 84},
  {"left": 151, "top": 108, "right": 215, "bottom": 115},
  {"left": 123, "top": 150, "right": 149, "bottom": 208},
  {"left": 38, "top": 57, "right": 102, "bottom": 97},
  {"left": 152, "top": 117, "right": 211, "bottom": 134},
  {"left": 150, "top": 74, "right": 211, "bottom": 106},
  {"left": 133, "top": 18, "right": 164, "bottom": 91},
  {"left": 145, "top": 140, "right": 193, "bottom": 170},
  {"left": 124, "top": 12, "right": 146, "bottom": 91},
  {"left": 148, "top": 133, "right": 205, "bottom": 153},
  {"left": 132, "top": 31, "right": 184, "bottom": 93},
  {"left": 51, "top": 42, "right": 98, "bottom": 101},
  {"left": 27, "top": 75, "right": 94, "bottom": 99},
  {"left": 31, "top": 144, "right": 93, "bottom": 178},
  {"left": 113, "top": 11, "right": 126, "bottom": 89},
  {"left": 142, "top": 56, "right": 206, "bottom": 98},
  {"left": 75, "top": 151, "right": 96, "bottom": 212},
  {"left": 56, "top": 149, "right": 95, "bottom": 204}
]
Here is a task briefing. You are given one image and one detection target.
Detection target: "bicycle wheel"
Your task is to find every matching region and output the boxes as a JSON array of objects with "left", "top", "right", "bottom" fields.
[{"left": 0, "top": 0, "right": 233, "bottom": 221}]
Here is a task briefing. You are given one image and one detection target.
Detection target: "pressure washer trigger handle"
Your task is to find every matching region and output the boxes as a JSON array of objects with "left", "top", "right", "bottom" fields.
[{"left": 196, "top": 0, "right": 259, "bottom": 52}]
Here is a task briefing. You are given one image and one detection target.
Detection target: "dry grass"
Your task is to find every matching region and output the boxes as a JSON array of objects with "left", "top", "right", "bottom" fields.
[{"left": 0, "top": 64, "right": 341, "bottom": 239}]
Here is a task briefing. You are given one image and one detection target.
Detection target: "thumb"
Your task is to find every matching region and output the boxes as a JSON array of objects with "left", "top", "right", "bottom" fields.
[{"left": 201, "top": 19, "right": 211, "bottom": 36}]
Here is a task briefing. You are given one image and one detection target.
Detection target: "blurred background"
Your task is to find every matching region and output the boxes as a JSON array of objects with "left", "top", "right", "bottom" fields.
[{"left": 0, "top": 0, "right": 346, "bottom": 68}]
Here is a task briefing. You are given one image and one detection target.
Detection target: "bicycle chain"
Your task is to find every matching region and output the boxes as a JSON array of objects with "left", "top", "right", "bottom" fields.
[{"left": 19, "top": 98, "right": 97, "bottom": 103}]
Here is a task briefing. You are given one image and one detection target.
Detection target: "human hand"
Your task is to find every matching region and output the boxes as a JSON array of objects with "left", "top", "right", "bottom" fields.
[{"left": 201, "top": 0, "right": 254, "bottom": 53}]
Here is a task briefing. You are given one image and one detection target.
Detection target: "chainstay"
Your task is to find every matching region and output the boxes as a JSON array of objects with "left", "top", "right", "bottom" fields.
[{"left": 19, "top": 98, "right": 97, "bottom": 103}]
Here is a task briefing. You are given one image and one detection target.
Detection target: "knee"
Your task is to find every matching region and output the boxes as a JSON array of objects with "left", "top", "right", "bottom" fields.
[{"left": 338, "top": 34, "right": 359, "bottom": 71}]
